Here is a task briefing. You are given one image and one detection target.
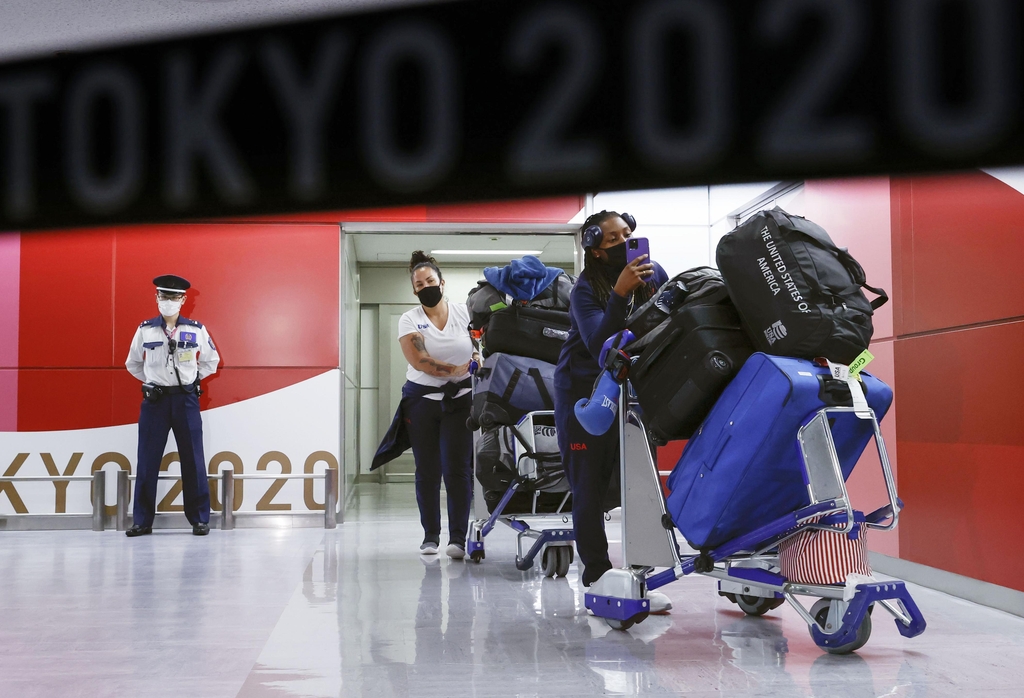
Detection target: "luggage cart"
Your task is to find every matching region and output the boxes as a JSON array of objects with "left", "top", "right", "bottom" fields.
[
  {"left": 585, "top": 383, "right": 927, "bottom": 655},
  {"left": 467, "top": 410, "right": 576, "bottom": 576}
]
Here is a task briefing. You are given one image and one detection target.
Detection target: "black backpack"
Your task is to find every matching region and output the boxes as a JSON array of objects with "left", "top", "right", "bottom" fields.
[
  {"left": 625, "top": 266, "right": 730, "bottom": 351},
  {"left": 716, "top": 207, "right": 888, "bottom": 364}
]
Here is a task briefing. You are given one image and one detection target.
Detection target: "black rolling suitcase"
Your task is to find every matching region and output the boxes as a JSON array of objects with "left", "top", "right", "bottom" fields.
[
  {"left": 630, "top": 303, "right": 753, "bottom": 444},
  {"left": 483, "top": 306, "right": 571, "bottom": 364}
]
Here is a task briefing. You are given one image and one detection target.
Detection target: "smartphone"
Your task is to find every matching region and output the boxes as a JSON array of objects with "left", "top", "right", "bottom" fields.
[{"left": 626, "top": 237, "right": 651, "bottom": 266}]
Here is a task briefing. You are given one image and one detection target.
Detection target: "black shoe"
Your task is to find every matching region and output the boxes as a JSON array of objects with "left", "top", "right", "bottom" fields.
[
  {"left": 125, "top": 525, "right": 152, "bottom": 537},
  {"left": 192, "top": 523, "right": 210, "bottom": 536}
]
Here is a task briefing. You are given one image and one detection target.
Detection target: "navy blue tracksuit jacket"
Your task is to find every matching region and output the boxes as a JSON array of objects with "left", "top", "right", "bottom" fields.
[{"left": 554, "top": 264, "right": 667, "bottom": 586}]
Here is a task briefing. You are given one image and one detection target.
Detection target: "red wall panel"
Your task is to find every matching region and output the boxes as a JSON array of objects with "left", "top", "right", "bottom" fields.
[
  {"left": 220, "top": 196, "right": 585, "bottom": 225},
  {"left": 891, "top": 174, "right": 1024, "bottom": 591},
  {"left": 17, "top": 370, "right": 114, "bottom": 432},
  {"left": 803, "top": 178, "right": 894, "bottom": 340},
  {"left": 112, "top": 224, "right": 339, "bottom": 369},
  {"left": 892, "top": 172, "right": 1024, "bottom": 335},
  {"left": 17, "top": 222, "right": 340, "bottom": 430},
  {"left": 19, "top": 230, "right": 114, "bottom": 368},
  {"left": 425, "top": 197, "right": 586, "bottom": 223}
]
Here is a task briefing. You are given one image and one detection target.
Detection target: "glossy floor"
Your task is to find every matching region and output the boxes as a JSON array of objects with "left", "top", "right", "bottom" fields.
[{"left": 2, "top": 484, "right": 1023, "bottom": 697}]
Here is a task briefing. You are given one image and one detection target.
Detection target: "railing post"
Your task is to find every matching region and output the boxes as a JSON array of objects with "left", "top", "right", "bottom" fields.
[
  {"left": 324, "top": 468, "right": 338, "bottom": 529},
  {"left": 221, "top": 470, "right": 235, "bottom": 531},
  {"left": 91, "top": 471, "right": 105, "bottom": 531},
  {"left": 116, "top": 469, "right": 130, "bottom": 531}
]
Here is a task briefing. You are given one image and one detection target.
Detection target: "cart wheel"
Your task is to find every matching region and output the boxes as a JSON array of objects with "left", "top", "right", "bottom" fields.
[
  {"left": 735, "top": 594, "right": 785, "bottom": 616},
  {"left": 809, "top": 599, "right": 873, "bottom": 655},
  {"left": 469, "top": 549, "right": 484, "bottom": 563},
  {"left": 605, "top": 618, "right": 636, "bottom": 632},
  {"left": 541, "top": 547, "right": 558, "bottom": 577},
  {"left": 555, "top": 547, "right": 571, "bottom": 577}
]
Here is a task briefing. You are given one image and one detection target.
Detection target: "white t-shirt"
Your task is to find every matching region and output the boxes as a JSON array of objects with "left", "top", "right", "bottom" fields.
[{"left": 398, "top": 301, "right": 473, "bottom": 398}]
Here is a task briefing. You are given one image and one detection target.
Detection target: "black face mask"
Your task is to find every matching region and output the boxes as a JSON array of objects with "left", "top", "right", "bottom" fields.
[
  {"left": 416, "top": 284, "right": 444, "bottom": 308},
  {"left": 600, "top": 242, "right": 628, "bottom": 280}
]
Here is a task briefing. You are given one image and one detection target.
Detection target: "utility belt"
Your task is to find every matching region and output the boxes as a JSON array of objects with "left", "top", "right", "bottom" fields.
[{"left": 142, "top": 382, "right": 201, "bottom": 402}]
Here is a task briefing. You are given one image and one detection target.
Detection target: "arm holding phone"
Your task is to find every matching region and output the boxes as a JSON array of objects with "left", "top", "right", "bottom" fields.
[{"left": 613, "top": 237, "right": 655, "bottom": 298}]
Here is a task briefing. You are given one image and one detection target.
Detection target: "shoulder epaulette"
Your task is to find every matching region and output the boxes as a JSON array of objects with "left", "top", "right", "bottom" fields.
[
  {"left": 140, "top": 316, "right": 162, "bottom": 328},
  {"left": 178, "top": 317, "right": 203, "bottom": 328}
]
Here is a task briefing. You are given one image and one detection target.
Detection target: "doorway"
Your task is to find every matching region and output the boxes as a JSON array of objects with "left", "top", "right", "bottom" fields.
[{"left": 342, "top": 223, "right": 579, "bottom": 486}]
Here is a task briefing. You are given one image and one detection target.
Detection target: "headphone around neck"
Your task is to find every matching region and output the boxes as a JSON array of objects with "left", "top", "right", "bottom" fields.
[{"left": 581, "top": 210, "right": 637, "bottom": 249}]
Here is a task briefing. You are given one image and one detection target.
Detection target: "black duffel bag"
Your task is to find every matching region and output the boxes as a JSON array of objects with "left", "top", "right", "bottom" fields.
[
  {"left": 483, "top": 306, "right": 571, "bottom": 365},
  {"left": 468, "top": 353, "right": 556, "bottom": 430},
  {"left": 716, "top": 207, "right": 888, "bottom": 364}
]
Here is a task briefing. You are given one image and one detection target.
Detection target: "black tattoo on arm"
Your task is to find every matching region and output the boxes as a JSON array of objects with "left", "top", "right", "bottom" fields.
[
  {"left": 419, "top": 358, "right": 456, "bottom": 375},
  {"left": 408, "top": 332, "right": 461, "bottom": 376}
]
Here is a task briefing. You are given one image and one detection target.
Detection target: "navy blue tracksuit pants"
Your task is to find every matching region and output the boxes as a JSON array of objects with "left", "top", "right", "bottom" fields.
[
  {"left": 404, "top": 393, "right": 473, "bottom": 546},
  {"left": 554, "top": 380, "right": 620, "bottom": 587},
  {"left": 135, "top": 391, "right": 210, "bottom": 527}
]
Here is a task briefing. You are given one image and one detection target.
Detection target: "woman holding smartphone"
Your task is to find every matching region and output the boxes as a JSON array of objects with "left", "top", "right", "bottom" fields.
[{"left": 554, "top": 211, "right": 670, "bottom": 605}]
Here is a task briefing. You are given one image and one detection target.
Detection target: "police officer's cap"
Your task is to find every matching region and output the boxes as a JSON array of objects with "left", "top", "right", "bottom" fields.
[{"left": 153, "top": 274, "right": 191, "bottom": 294}]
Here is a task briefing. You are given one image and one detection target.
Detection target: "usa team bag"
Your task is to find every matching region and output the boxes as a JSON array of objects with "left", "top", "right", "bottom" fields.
[
  {"left": 716, "top": 207, "right": 888, "bottom": 364},
  {"left": 468, "top": 353, "right": 556, "bottom": 430},
  {"left": 666, "top": 352, "right": 892, "bottom": 550}
]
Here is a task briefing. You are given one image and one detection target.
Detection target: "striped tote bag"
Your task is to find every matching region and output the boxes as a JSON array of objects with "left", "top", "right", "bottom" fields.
[{"left": 778, "top": 516, "right": 871, "bottom": 585}]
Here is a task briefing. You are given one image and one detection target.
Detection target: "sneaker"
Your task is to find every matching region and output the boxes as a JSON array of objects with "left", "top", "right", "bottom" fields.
[
  {"left": 446, "top": 543, "right": 466, "bottom": 559},
  {"left": 647, "top": 591, "right": 672, "bottom": 615},
  {"left": 420, "top": 541, "right": 439, "bottom": 555}
]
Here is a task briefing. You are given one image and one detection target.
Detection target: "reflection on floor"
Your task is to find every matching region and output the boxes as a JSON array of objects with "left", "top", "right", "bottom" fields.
[{"left": 2, "top": 483, "right": 1024, "bottom": 697}]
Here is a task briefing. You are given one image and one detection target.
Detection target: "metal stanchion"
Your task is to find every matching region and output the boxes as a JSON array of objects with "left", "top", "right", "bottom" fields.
[
  {"left": 116, "top": 470, "right": 130, "bottom": 531},
  {"left": 91, "top": 471, "right": 105, "bottom": 531},
  {"left": 324, "top": 468, "right": 338, "bottom": 529},
  {"left": 221, "top": 470, "right": 235, "bottom": 531}
]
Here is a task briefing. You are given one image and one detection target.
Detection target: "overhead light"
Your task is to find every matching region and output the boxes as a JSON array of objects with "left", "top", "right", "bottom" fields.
[{"left": 431, "top": 249, "right": 543, "bottom": 256}]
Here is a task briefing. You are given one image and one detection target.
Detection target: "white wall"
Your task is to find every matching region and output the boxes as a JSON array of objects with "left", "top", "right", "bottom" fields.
[{"left": 588, "top": 183, "right": 789, "bottom": 276}]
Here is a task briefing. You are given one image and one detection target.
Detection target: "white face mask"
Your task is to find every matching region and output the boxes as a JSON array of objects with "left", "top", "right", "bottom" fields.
[{"left": 158, "top": 299, "right": 183, "bottom": 317}]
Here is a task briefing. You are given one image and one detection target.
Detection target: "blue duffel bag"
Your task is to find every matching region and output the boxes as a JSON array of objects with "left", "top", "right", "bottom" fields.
[
  {"left": 468, "top": 353, "right": 555, "bottom": 430},
  {"left": 666, "top": 352, "right": 893, "bottom": 550}
]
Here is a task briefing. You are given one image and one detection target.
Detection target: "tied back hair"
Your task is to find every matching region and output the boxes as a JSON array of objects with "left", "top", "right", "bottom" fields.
[
  {"left": 409, "top": 250, "right": 443, "bottom": 282},
  {"left": 581, "top": 211, "right": 654, "bottom": 308}
]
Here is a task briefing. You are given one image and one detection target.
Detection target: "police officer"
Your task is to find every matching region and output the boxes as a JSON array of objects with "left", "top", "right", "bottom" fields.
[{"left": 124, "top": 275, "right": 220, "bottom": 537}]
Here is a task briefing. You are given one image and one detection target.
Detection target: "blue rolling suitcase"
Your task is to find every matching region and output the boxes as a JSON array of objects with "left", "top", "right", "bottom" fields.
[{"left": 665, "top": 353, "right": 893, "bottom": 549}]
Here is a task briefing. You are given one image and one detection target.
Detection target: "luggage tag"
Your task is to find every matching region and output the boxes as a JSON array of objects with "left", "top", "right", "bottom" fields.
[
  {"left": 826, "top": 360, "right": 872, "bottom": 419},
  {"left": 848, "top": 349, "right": 874, "bottom": 378}
]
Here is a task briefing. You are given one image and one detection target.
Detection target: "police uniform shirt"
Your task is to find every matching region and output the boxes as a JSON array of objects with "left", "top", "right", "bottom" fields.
[
  {"left": 125, "top": 317, "right": 221, "bottom": 386},
  {"left": 397, "top": 301, "right": 472, "bottom": 399}
]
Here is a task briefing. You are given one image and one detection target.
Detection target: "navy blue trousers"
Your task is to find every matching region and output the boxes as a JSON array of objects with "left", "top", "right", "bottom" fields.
[
  {"left": 404, "top": 393, "right": 473, "bottom": 546},
  {"left": 555, "top": 380, "right": 620, "bottom": 587},
  {"left": 134, "top": 391, "right": 210, "bottom": 527}
]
